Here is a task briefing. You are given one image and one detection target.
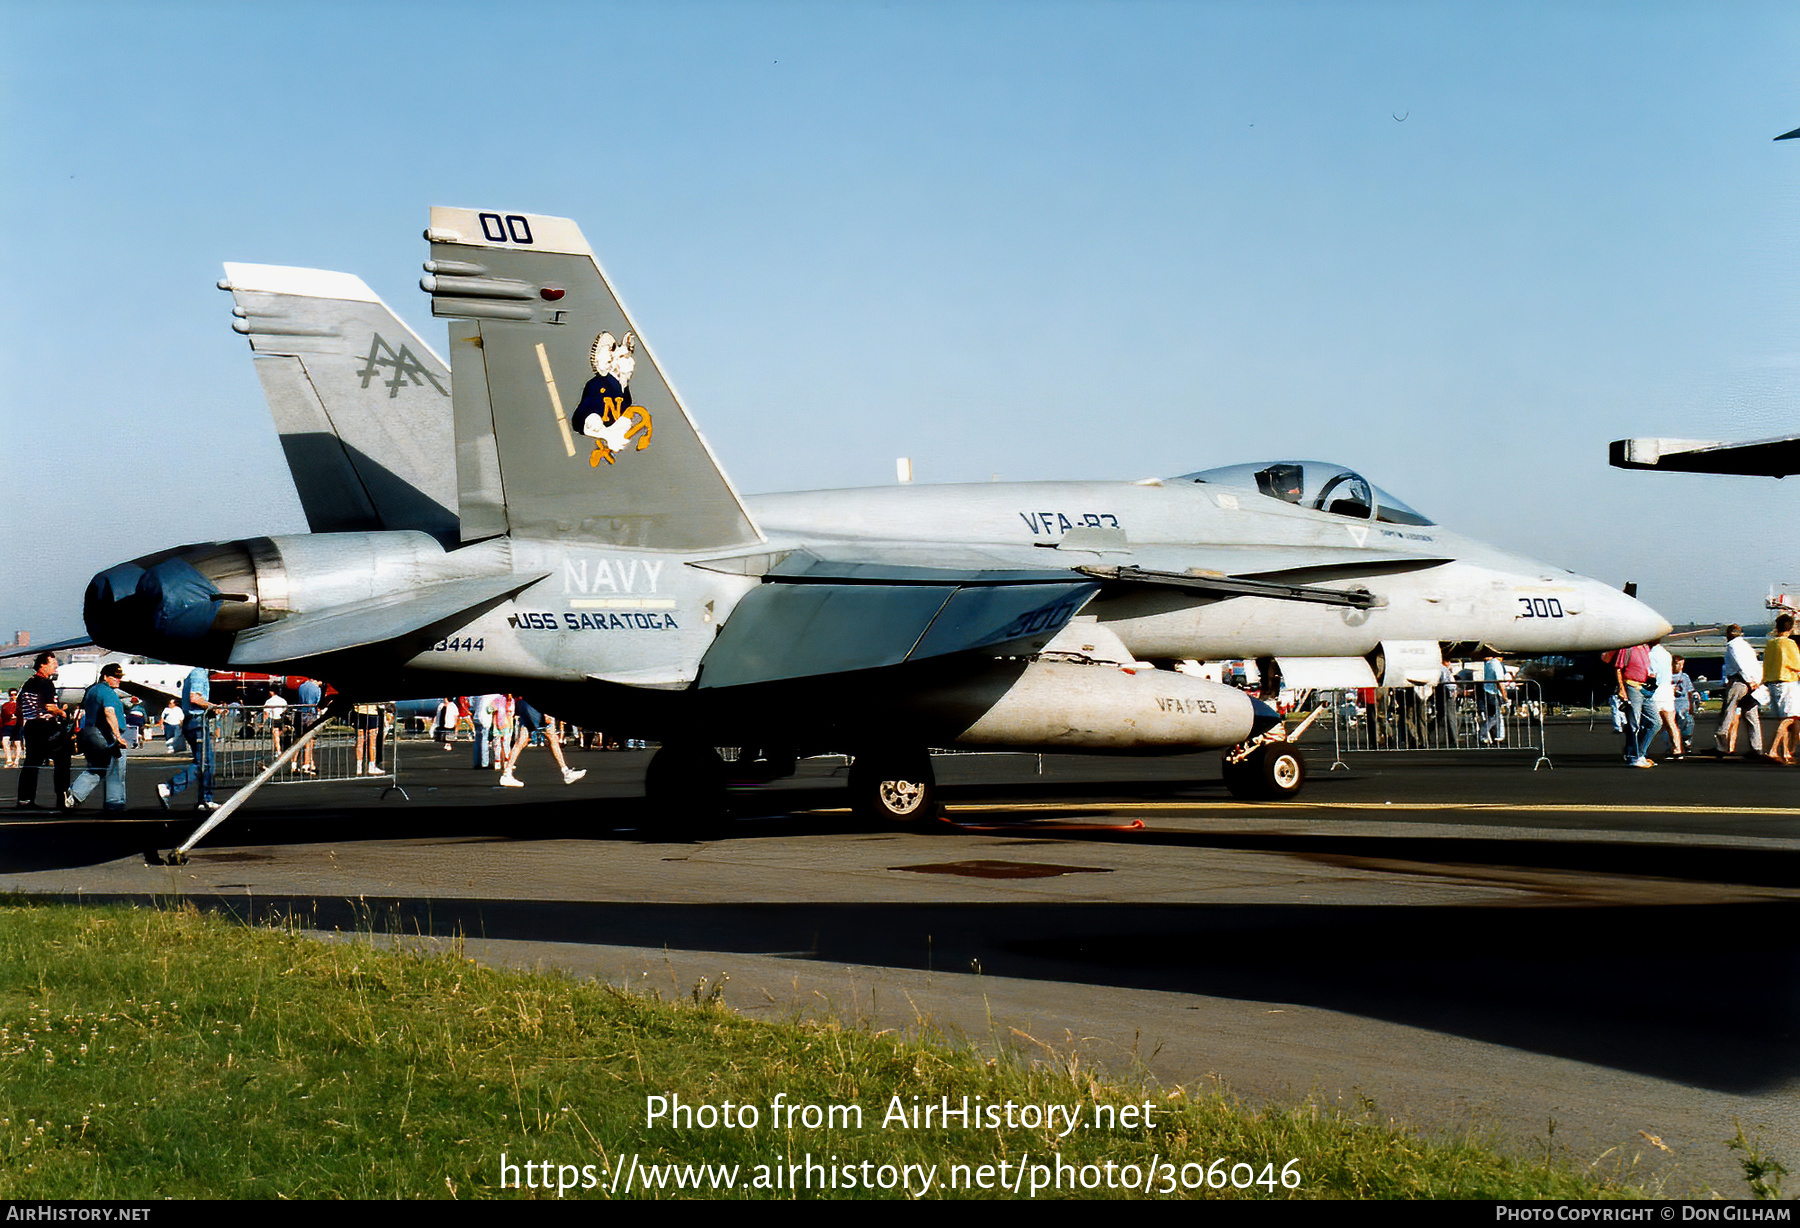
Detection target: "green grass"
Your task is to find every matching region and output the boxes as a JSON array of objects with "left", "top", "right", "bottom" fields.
[{"left": 0, "top": 899, "right": 1656, "bottom": 1199}]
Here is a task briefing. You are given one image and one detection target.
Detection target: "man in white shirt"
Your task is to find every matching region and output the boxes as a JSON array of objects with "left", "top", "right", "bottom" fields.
[{"left": 1713, "top": 624, "right": 1765, "bottom": 758}]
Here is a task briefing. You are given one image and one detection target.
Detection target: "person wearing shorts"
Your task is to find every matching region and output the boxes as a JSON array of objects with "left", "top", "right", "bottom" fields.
[
  {"left": 498, "top": 697, "right": 585, "bottom": 788},
  {"left": 1763, "top": 615, "right": 1800, "bottom": 765},
  {"left": 353, "top": 703, "right": 384, "bottom": 775},
  {"left": 2, "top": 690, "right": 19, "bottom": 769}
]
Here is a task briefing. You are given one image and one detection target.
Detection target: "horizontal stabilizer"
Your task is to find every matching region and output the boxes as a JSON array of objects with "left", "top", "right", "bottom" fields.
[
  {"left": 699, "top": 579, "right": 1097, "bottom": 689},
  {"left": 227, "top": 572, "right": 545, "bottom": 666}
]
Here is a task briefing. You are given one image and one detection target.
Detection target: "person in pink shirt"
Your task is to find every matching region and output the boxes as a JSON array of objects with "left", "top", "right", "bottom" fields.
[{"left": 1607, "top": 642, "right": 1660, "bottom": 767}]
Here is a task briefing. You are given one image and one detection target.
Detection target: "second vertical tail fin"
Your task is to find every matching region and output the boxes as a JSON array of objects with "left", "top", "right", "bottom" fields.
[{"left": 221, "top": 264, "right": 458, "bottom": 540}]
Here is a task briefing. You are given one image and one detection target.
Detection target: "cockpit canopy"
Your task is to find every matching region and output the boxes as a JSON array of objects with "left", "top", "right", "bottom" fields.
[{"left": 1178, "top": 461, "right": 1435, "bottom": 526}]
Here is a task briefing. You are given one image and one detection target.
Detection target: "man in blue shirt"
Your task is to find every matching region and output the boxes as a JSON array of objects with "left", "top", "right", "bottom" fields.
[
  {"left": 1479, "top": 647, "right": 1506, "bottom": 746},
  {"left": 157, "top": 666, "right": 221, "bottom": 811},
  {"left": 67, "top": 662, "right": 130, "bottom": 812},
  {"left": 295, "top": 677, "right": 324, "bottom": 775}
]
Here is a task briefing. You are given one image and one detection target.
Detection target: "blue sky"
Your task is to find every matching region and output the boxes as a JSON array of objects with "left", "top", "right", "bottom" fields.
[{"left": 3, "top": 0, "right": 1797, "bottom": 640}]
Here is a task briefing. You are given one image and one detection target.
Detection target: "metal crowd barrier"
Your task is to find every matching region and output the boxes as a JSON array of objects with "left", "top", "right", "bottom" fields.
[
  {"left": 1305, "top": 680, "right": 1551, "bottom": 771},
  {"left": 204, "top": 703, "right": 403, "bottom": 794}
]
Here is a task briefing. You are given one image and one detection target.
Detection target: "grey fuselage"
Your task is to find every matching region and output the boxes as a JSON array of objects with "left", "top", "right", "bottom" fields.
[{"left": 744, "top": 478, "right": 1668, "bottom": 660}]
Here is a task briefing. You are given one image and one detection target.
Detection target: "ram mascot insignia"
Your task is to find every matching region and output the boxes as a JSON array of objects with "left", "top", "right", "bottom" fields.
[{"left": 570, "top": 331, "right": 654, "bottom": 467}]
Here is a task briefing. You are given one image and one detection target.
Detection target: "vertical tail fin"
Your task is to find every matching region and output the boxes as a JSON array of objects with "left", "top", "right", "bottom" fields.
[
  {"left": 424, "top": 207, "right": 762, "bottom": 550},
  {"left": 220, "top": 264, "right": 458, "bottom": 540}
]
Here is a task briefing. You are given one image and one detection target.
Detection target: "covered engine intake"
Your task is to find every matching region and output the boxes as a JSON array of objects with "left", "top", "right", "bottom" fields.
[{"left": 84, "top": 538, "right": 280, "bottom": 664}]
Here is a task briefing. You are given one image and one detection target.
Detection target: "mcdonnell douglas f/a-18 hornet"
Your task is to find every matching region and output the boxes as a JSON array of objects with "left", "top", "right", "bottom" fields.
[{"left": 83, "top": 207, "right": 1669, "bottom": 823}]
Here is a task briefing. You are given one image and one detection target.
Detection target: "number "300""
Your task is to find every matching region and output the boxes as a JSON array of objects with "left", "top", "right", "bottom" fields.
[{"left": 1517, "top": 597, "right": 1564, "bottom": 618}]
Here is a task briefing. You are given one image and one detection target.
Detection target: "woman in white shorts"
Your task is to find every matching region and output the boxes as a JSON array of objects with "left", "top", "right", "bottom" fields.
[{"left": 1647, "top": 641, "right": 1682, "bottom": 758}]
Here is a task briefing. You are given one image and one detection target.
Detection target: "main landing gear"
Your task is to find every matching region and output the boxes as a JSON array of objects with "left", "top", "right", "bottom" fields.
[
  {"left": 642, "top": 743, "right": 727, "bottom": 834},
  {"left": 643, "top": 743, "right": 939, "bottom": 830},
  {"left": 848, "top": 747, "right": 938, "bottom": 824}
]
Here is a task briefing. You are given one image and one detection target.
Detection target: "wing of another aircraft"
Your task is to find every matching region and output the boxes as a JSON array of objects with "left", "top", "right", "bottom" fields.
[
  {"left": 220, "top": 265, "right": 459, "bottom": 540},
  {"left": 423, "top": 208, "right": 763, "bottom": 551},
  {"left": 1609, "top": 435, "right": 1800, "bottom": 477},
  {"left": 0, "top": 635, "right": 92, "bottom": 660}
]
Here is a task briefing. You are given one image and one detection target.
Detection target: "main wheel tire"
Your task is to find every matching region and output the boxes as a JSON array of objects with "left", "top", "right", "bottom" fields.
[
  {"left": 643, "top": 743, "right": 728, "bottom": 833},
  {"left": 1222, "top": 744, "right": 1306, "bottom": 800},
  {"left": 848, "top": 749, "right": 937, "bottom": 824}
]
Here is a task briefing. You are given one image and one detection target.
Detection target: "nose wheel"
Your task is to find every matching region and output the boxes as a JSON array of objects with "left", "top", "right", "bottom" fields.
[
  {"left": 848, "top": 748, "right": 938, "bottom": 824},
  {"left": 1222, "top": 743, "right": 1306, "bottom": 800}
]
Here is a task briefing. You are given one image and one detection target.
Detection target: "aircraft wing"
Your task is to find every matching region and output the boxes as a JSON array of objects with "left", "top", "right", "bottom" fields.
[
  {"left": 698, "top": 561, "right": 1098, "bottom": 688},
  {"left": 226, "top": 572, "right": 547, "bottom": 667},
  {"left": 692, "top": 541, "right": 1426, "bottom": 687}
]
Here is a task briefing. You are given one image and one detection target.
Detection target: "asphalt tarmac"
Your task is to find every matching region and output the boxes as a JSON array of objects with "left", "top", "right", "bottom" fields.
[{"left": 2, "top": 719, "right": 1796, "bottom": 1195}]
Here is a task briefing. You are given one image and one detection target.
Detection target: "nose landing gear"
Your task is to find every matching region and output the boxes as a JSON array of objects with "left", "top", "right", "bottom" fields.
[
  {"left": 1221, "top": 705, "right": 1320, "bottom": 800},
  {"left": 1221, "top": 741, "right": 1306, "bottom": 800}
]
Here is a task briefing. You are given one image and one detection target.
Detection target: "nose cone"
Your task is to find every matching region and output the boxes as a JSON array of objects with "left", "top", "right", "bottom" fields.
[{"left": 1581, "top": 578, "right": 1672, "bottom": 650}]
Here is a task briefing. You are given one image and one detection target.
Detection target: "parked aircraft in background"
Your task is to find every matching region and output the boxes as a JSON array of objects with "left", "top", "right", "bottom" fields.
[
  {"left": 82, "top": 208, "right": 1669, "bottom": 824},
  {"left": 1609, "top": 129, "right": 1800, "bottom": 480},
  {"left": 1610, "top": 434, "right": 1800, "bottom": 477}
]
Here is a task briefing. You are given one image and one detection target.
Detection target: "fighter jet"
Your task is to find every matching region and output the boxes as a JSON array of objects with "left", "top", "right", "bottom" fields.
[
  {"left": 85, "top": 207, "right": 1669, "bottom": 827},
  {"left": 215, "top": 242, "right": 1670, "bottom": 678}
]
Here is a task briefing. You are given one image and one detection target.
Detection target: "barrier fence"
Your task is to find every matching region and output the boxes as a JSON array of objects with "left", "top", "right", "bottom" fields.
[
  {"left": 1302, "top": 679, "right": 1551, "bottom": 771},
  {"left": 203, "top": 703, "right": 402, "bottom": 792}
]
